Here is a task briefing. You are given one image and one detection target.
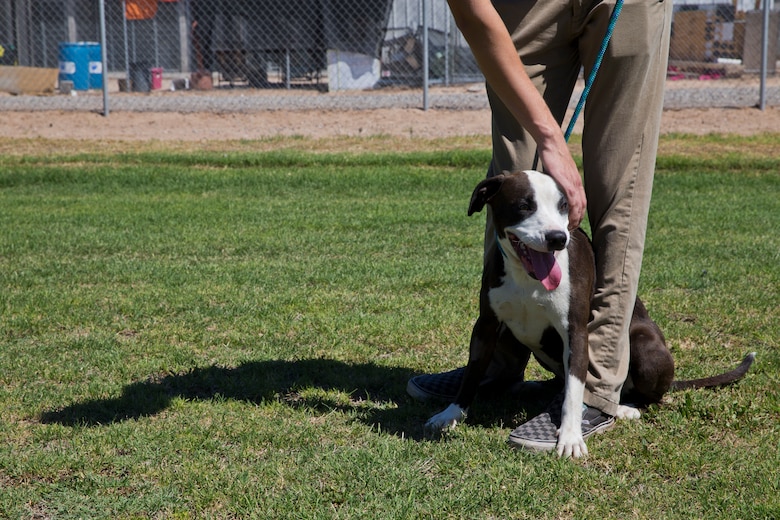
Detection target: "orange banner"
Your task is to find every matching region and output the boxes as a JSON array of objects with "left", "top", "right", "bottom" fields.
[{"left": 125, "top": 0, "right": 157, "bottom": 20}]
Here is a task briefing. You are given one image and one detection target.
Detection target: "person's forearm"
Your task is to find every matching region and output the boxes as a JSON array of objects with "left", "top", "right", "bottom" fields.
[
  {"left": 447, "top": 0, "right": 562, "bottom": 149},
  {"left": 447, "top": 0, "right": 586, "bottom": 228}
]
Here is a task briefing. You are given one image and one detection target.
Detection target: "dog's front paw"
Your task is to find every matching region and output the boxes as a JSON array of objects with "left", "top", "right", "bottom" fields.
[
  {"left": 556, "top": 428, "right": 588, "bottom": 459},
  {"left": 424, "top": 404, "right": 467, "bottom": 433}
]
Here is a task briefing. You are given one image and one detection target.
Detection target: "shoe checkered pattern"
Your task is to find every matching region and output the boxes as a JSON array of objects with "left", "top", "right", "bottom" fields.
[
  {"left": 508, "top": 392, "right": 615, "bottom": 452},
  {"left": 406, "top": 367, "right": 465, "bottom": 402}
]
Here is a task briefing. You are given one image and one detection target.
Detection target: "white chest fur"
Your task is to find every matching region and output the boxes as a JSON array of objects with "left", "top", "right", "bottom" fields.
[{"left": 488, "top": 250, "right": 571, "bottom": 348}]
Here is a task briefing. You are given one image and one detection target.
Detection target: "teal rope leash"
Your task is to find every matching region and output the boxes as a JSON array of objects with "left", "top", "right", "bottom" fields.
[
  {"left": 563, "top": 0, "right": 624, "bottom": 142},
  {"left": 532, "top": 0, "right": 624, "bottom": 171}
]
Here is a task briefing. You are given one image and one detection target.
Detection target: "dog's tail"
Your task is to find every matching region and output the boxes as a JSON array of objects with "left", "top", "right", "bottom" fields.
[{"left": 670, "top": 352, "right": 756, "bottom": 391}]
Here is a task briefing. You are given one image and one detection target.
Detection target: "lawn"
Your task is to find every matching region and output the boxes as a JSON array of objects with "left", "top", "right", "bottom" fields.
[{"left": 0, "top": 135, "right": 778, "bottom": 519}]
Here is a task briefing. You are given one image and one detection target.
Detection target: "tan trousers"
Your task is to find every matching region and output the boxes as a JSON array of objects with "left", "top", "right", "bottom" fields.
[{"left": 484, "top": 0, "right": 673, "bottom": 416}]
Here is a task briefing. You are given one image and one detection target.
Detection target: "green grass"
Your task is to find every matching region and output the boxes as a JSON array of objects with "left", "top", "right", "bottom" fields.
[{"left": 0, "top": 138, "right": 778, "bottom": 519}]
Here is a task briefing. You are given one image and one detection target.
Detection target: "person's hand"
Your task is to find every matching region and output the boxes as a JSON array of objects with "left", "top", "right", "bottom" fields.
[{"left": 536, "top": 139, "right": 586, "bottom": 230}]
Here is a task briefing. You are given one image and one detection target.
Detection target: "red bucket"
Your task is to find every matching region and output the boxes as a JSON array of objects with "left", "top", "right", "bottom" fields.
[{"left": 150, "top": 67, "right": 163, "bottom": 90}]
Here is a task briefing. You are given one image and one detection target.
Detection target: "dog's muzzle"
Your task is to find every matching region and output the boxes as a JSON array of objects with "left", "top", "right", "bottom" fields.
[{"left": 507, "top": 232, "right": 563, "bottom": 291}]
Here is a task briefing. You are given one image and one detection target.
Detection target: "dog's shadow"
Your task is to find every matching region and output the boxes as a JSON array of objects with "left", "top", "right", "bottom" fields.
[{"left": 39, "top": 358, "right": 553, "bottom": 440}]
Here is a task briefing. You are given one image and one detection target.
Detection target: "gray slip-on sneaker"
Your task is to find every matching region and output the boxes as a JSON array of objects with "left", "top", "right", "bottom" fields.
[
  {"left": 407, "top": 368, "right": 560, "bottom": 403},
  {"left": 406, "top": 368, "right": 465, "bottom": 402},
  {"left": 507, "top": 393, "right": 615, "bottom": 452}
]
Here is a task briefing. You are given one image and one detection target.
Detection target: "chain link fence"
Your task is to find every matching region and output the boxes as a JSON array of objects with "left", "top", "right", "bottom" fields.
[{"left": 0, "top": 0, "right": 778, "bottom": 113}]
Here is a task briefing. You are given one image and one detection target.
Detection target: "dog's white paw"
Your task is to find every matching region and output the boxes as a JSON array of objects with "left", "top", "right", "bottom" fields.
[
  {"left": 556, "top": 428, "right": 588, "bottom": 459},
  {"left": 616, "top": 404, "right": 641, "bottom": 420},
  {"left": 425, "top": 404, "right": 467, "bottom": 432}
]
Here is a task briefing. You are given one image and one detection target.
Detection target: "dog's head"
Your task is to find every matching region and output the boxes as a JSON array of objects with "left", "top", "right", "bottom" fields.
[{"left": 469, "top": 170, "right": 570, "bottom": 290}]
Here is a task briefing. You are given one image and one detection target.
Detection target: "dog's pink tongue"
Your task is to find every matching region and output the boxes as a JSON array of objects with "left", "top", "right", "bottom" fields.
[{"left": 530, "top": 251, "right": 562, "bottom": 291}]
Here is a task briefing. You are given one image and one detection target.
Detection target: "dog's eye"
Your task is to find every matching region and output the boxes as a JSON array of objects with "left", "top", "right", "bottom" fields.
[
  {"left": 559, "top": 197, "right": 569, "bottom": 213},
  {"left": 516, "top": 199, "right": 534, "bottom": 213}
]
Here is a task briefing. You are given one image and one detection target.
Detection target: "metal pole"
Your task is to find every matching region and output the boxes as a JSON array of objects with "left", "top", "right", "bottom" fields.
[
  {"left": 123, "top": 0, "right": 130, "bottom": 89},
  {"left": 40, "top": 19, "right": 47, "bottom": 68},
  {"left": 99, "top": 0, "right": 109, "bottom": 116},
  {"left": 422, "top": 0, "right": 429, "bottom": 111},
  {"left": 444, "top": 6, "right": 450, "bottom": 86},
  {"left": 154, "top": 17, "right": 159, "bottom": 67},
  {"left": 285, "top": 48, "right": 291, "bottom": 90},
  {"left": 759, "top": 0, "right": 770, "bottom": 110},
  {"left": 179, "top": 0, "right": 189, "bottom": 73}
]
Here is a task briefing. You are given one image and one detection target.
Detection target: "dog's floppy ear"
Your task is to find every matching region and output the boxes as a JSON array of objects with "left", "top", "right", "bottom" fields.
[{"left": 468, "top": 174, "right": 506, "bottom": 216}]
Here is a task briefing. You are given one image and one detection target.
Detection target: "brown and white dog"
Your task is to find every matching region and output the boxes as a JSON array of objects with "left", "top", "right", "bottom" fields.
[{"left": 425, "top": 170, "right": 755, "bottom": 457}]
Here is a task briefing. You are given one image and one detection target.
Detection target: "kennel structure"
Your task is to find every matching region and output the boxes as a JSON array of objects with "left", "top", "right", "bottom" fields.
[{"left": 0, "top": 0, "right": 480, "bottom": 91}]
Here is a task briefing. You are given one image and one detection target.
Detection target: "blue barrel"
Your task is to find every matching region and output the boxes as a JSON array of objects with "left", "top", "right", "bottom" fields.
[
  {"left": 88, "top": 43, "right": 103, "bottom": 89},
  {"left": 58, "top": 42, "right": 102, "bottom": 90}
]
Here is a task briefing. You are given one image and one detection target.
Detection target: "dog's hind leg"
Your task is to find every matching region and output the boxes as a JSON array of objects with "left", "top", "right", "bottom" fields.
[
  {"left": 628, "top": 299, "right": 675, "bottom": 404},
  {"left": 615, "top": 404, "right": 641, "bottom": 419}
]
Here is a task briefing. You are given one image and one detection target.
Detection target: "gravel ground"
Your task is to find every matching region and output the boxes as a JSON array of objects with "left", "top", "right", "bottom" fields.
[
  {"left": 1, "top": 79, "right": 778, "bottom": 142},
  {"left": 1, "top": 77, "right": 778, "bottom": 113}
]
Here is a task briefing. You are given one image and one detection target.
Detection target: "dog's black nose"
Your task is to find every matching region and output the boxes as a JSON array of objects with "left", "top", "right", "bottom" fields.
[{"left": 545, "top": 231, "right": 568, "bottom": 251}]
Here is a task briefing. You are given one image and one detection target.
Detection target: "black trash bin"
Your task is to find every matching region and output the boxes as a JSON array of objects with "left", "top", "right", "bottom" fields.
[
  {"left": 130, "top": 62, "right": 151, "bottom": 92},
  {"left": 0, "top": 43, "right": 17, "bottom": 65}
]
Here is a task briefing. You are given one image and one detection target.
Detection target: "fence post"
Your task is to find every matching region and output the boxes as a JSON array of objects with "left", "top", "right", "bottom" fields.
[
  {"left": 99, "top": 0, "right": 109, "bottom": 116},
  {"left": 759, "top": 0, "right": 770, "bottom": 110},
  {"left": 422, "top": 0, "right": 430, "bottom": 111},
  {"left": 122, "top": 0, "right": 130, "bottom": 91},
  {"left": 444, "top": 6, "right": 450, "bottom": 86}
]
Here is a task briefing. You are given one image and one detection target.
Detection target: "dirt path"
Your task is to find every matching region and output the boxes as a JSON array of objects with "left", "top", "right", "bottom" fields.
[{"left": 1, "top": 106, "right": 778, "bottom": 143}]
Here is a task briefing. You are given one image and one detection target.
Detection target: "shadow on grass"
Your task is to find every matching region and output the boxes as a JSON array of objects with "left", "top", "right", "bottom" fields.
[
  {"left": 39, "top": 358, "right": 556, "bottom": 440},
  {"left": 38, "top": 359, "right": 420, "bottom": 437}
]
